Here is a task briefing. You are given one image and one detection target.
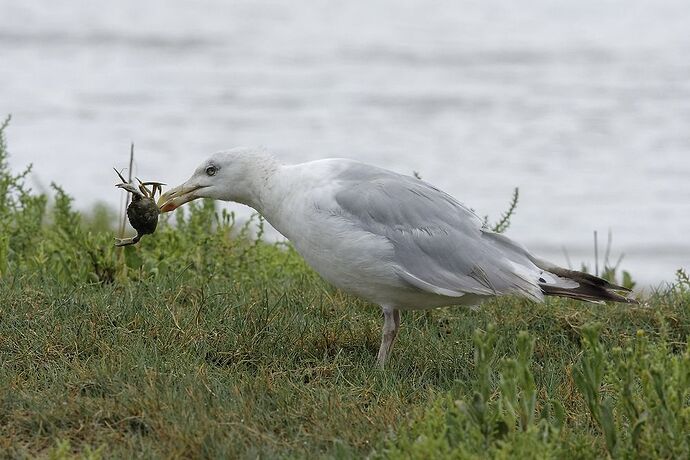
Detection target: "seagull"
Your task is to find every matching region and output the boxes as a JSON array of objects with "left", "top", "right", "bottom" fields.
[{"left": 158, "top": 148, "right": 636, "bottom": 367}]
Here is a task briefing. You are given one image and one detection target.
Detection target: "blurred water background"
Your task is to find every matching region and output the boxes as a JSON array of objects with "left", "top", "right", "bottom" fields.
[{"left": 1, "top": 0, "right": 688, "bottom": 286}]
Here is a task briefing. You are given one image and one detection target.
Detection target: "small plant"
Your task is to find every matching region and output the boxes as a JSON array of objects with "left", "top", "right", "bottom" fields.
[
  {"left": 573, "top": 325, "right": 690, "bottom": 458},
  {"left": 498, "top": 331, "right": 537, "bottom": 432},
  {"left": 572, "top": 323, "right": 618, "bottom": 455},
  {"left": 46, "top": 439, "right": 104, "bottom": 460},
  {"left": 460, "top": 324, "right": 499, "bottom": 444},
  {"left": 0, "top": 116, "right": 49, "bottom": 275},
  {"left": 382, "top": 327, "right": 565, "bottom": 458},
  {"left": 491, "top": 187, "right": 519, "bottom": 234}
]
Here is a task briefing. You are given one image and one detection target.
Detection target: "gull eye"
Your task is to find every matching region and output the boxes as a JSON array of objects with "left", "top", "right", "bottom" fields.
[{"left": 206, "top": 165, "right": 217, "bottom": 176}]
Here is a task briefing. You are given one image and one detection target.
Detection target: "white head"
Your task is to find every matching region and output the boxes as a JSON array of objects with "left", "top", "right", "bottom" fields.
[{"left": 158, "top": 147, "right": 278, "bottom": 212}]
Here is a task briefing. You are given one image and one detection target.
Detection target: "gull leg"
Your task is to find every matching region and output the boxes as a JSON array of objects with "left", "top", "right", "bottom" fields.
[{"left": 377, "top": 307, "right": 401, "bottom": 368}]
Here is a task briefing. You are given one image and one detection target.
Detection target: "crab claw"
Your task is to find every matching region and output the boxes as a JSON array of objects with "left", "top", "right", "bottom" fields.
[
  {"left": 138, "top": 180, "right": 166, "bottom": 198},
  {"left": 116, "top": 183, "right": 145, "bottom": 197},
  {"left": 138, "top": 181, "right": 166, "bottom": 187},
  {"left": 114, "top": 236, "right": 138, "bottom": 247}
]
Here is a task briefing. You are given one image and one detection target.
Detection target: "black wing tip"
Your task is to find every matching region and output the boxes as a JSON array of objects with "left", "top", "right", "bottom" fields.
[
  {"left": 531, "top": 258, "right": 637, "bottom": 304},
  {"left": 541, "top": 284, "right": 638, "bottom": 304}
]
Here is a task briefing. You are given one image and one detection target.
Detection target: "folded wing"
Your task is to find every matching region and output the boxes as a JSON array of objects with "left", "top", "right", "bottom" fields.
[{"left": 332, "top": 164, "right": 547, "bottom": 301}]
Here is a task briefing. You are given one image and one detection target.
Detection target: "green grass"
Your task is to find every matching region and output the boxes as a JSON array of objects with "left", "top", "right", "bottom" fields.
[
  {"left": 2, "top": 269, "right": 688, "bottom": 459},
  {"left": 1, "top": 118, "right": 689, "bottom": 458}
]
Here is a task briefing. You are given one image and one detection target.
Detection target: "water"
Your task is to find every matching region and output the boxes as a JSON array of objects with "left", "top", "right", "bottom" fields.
[{"left": 1, "top": 0, "right": 689, "bottom": 286}]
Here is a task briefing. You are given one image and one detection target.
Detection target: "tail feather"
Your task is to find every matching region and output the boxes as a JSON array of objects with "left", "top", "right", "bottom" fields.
[
  {"left": 532, "top": 259, "right": 637, "bottom": 304},
  {"left": 478, "top": 232, "right": 637, "bottom": 304}
]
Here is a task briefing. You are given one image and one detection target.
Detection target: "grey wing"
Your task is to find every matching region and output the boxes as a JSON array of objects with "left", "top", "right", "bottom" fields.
[{"left": 332, "top": 164, "right": 544, "bottom": 300}]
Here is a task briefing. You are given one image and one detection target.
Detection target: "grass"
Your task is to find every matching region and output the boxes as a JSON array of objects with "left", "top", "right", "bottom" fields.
[
  {"left": 1, "top": 118, "right": 689, "bottom": 458},
  {"left": 2, "top": 273, "right": 688, "bottom": 458}
]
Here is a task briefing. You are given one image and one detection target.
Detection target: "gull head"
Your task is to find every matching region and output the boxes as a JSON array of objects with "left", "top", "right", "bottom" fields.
[{"left": 158, "top": 147, "right": 277, "bottom": 212}]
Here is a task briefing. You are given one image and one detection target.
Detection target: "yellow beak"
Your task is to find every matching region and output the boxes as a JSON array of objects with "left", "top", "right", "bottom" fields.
[{"left": 157, "top": 183, "right": 204, "bottom": 213}]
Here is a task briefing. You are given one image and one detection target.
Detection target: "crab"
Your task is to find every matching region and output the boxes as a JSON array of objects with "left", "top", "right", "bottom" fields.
[{"left": 114, "top": 168, "right": 165, "bottom": 247}]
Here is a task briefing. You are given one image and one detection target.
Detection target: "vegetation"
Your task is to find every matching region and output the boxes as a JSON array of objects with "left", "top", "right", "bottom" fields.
[{"left": 0, "top": 119, "right": 688, "bottom": 458}]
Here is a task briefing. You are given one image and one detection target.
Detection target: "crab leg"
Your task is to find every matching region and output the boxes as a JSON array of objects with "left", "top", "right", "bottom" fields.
[
  {"left": 113, "top": 167, "right": 129, "bottom": 184},
  {"left": 139, "top": 181, "right": 166, "bottom": 199},
  {"left": 116, "top": 183, "right": 144, "bottom": 197},
  {"left": 134, "top": 178, "right": 150, "bottom": 198}
]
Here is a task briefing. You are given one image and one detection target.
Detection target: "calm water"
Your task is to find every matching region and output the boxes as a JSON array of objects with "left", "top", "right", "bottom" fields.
[{"left": 1, "top": 0, "right": 689, "bottom": 286}]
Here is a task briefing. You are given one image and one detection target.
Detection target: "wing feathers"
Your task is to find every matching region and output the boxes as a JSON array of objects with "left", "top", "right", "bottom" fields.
[{"left": 331, "top": 162, "right": 635, "bottom": 305}]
